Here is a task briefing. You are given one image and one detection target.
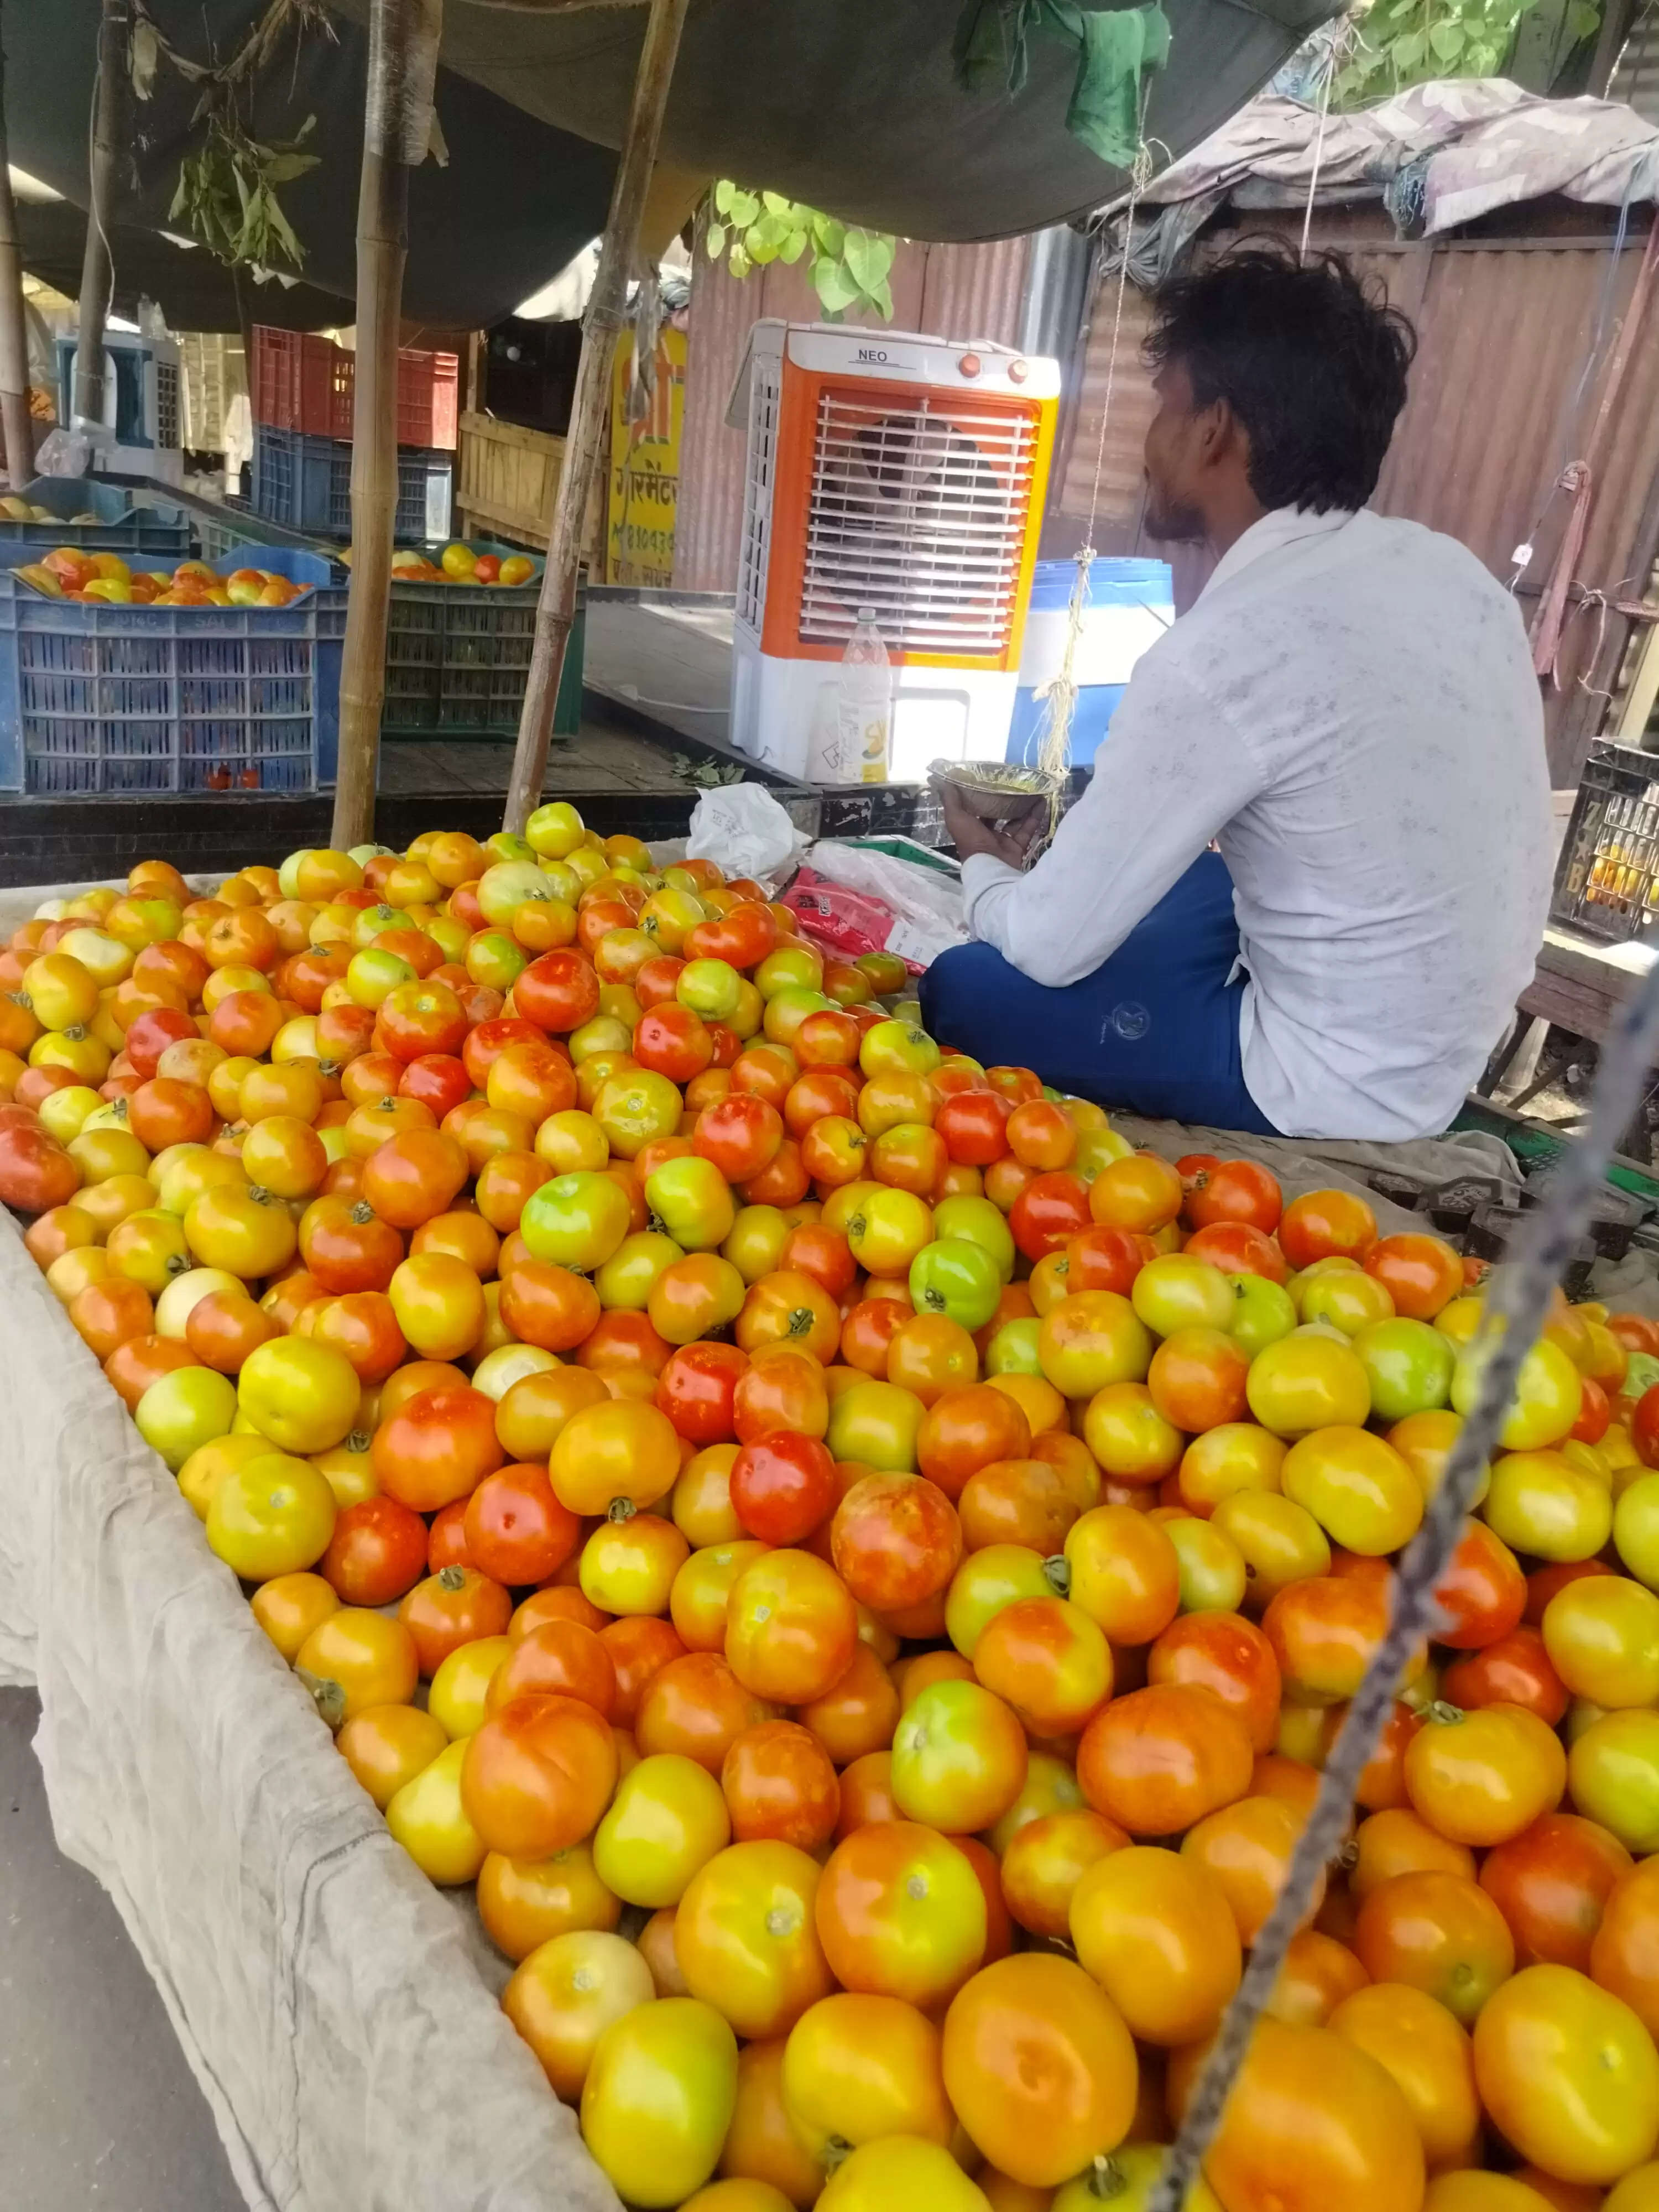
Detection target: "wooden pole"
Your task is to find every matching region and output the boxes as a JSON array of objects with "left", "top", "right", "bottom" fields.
[
  {"left": 331, "top": 0, "right": 437, "bottom": 851},
  {"left": 502, "top": 0, "right": 691, "bottom": 834},
  {"left": 0, "top": 5, "right": 35, "bottom": 488},
  {"left": 74, "top": 0, "right": 128, "bottom": 432}
]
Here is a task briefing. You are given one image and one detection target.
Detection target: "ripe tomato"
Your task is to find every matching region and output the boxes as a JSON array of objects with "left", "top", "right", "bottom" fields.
[
  {"left": 1247, "top": 1333, "right": 1371, "bottom": 1437},
  {"left": 1149, "top": 1609, "right": 1281, "bottom": 1752},
  {"left": 1479, "top": 1811, "right": 1632, "bottom": 1970},
  {"left": 1590, "top": 1860, "right": 1659, "bottom": 2036},
  {"left": 1187, "top": 1157, "right": 1282, "bottom": 1233},
  {"left": 384, "top": 1739, "right": 487, "bottom": 1885},
  {"left": 463, "top": 1462, "right": 580, "bottom": 1585},
  {"left": 1279, "top": 1188, "right": 1379, "bottom": 1270},
  {"left": 1070, "top": 1843, "right": 1240, "bottom": 2043},
  {"left": 374, "top": 1383, "right": 504, "bottom": 1511},
  {"left": 1008, "top": 1171, "right": 1091, "bottom": 1261},
  {"left": 675, "top": 1839, "right": 835, "bottom": 2039},
  {"left": 319, "top": 1495, "right": 428, "bottom": 1606},
  {"left": 638, "top": 1651, "right": 769, "bottom": 1773},
  {"left": 722, "top": 1720, "right": 840, "bottom": 1851},
  {"left": 1474, "top": 1964, "right": 1659, "bottom": 2185},
  {"left": 1354, "top": 1869, "right": 1516, "bottom": 2022},
  {"left": 461, "top": 1689, "right": 618, "bottom": 1858},
  {"left": 336, "top": 1703, "right": 447, "bottom": 1812},
  {"left": 398, "top": 1563, "right": 513, "bottom": 1673},
  {"left": 1149, "top": 1325, "right": 1250, "bottom": 1431},
  {"left": 1327, "top": 1981, "right": 1480, "bottom": 2172},
  {"left": 814, "top": 1819, "right": 986, "bottom": 2005},
  {"left": 726, "top": 1550, "right": 858, "bottom": 1705},
  {"left": 941, "top": 1952, "right": 1138, "bottom": 2188},
  {"left": 1364, "top": 1233, "right": 1464, "bottom": 1320},
  {"left": 550, "top": 1398, "right": 681, "bottom": 1517},
  {"left": 205, "top": 1451, "right": 338, "bottom": 1581},
  {"left": 1089, "top": 1152, "right": 1183, "bottom": 1233},
  {"left": 916, "top": 1384, "right": 1031, "bottom": 1499},
  {"left": 1204, "top": 2017, "right": 1422, "bottom": 2212},
  {"left": 500, "top": 1927, "right": 653, "bottom": 2100},
  {"left": 1076, "top": 1682, "right": 1254, "bottom": 1836},
  {"left": 477, "top": 1842, "right": 620, "bottom": 1964},
  {"left": 831, "top": 1472, "right": 962, "bottom": 1613},
  {"left": 1543, "top": 1575, "right": 1659, "bottom": 1709},
  {"left": 779, "top": 1989, "right": 952, "bottom": 2166},
  {"left": 1281, "top": 1425, "right": 1423, "bottom": 1556}
]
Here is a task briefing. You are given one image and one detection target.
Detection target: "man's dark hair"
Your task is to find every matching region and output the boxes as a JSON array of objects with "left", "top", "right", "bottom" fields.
[{"left": 1146, "top": 242, "right": 1416, "bottom": 513}]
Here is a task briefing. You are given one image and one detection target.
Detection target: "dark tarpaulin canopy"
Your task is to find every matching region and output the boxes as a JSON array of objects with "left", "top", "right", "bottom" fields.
[
  {"left": 10, "top": 0, "right": 1338, "bottom": 331},
  {"left": 5, "top": 0, "right": 619, "bottom": 331}
]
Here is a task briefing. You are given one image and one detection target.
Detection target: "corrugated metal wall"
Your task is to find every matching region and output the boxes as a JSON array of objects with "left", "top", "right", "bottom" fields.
[
  {"left": 674, "top": 232, "right": 1033, "bottom": 592},
  {"left": 1051, "top": 205, "right": 1659, "bottom": 781}
]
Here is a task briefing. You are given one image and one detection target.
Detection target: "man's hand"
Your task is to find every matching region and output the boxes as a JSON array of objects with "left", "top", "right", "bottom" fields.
[{"left": 937, "top": 780, "right": 1047, "bottom": 869}]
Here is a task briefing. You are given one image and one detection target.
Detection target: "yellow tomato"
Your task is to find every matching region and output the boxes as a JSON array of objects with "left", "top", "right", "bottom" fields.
[
  {"left": 237, "top": 1336, "right": 361, "bottom": 1454},
  {"left": 675, "top": 1840, "right": 834, "bottom": 2039},
  {"left": 593, "top": 1753, "right": 732, "bottom": 1909},
  {"left": 385, "top": 1738, "right": 487, "bottom": 1885},
  {"left": 1473, "top": 1964, "right": 1659, "bottom": 2185},
  {"left": 205, "top": 1451, "right": 337, "bottom": 1581},
  {"left": 503, "top": 1927, "right": 656, "bottom": 2100},
  {"left": 336, "top": 1703, "right": 448, "bottom": 1811},
  {"left": 427, "top": 1634, "right": 514, "bottom": 1737},
  {"left": 295, "top": 1608, "right": 420, "bottom": 1725},
  {"left": 249, "top": 1569, "right": 341, "bottom": 1662},
  {"left": 580, "top": 1996, "right": 740, "bottom": 2206}
]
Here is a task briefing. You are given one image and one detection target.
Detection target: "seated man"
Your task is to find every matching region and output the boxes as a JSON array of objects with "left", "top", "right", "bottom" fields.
[{"left": 923, "top": 245, "right": 1553, "bottom": 1141}]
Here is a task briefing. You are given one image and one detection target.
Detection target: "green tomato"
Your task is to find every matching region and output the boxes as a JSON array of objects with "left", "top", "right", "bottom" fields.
[
  {"left": 485, "top": 831, "right": 538, "bottom": 866},
  {"left": 1615, "top": 1471, "right": 1659, "bottom": 1591},
  {"left": 1131, "top": 1254, "right": 1235, "bottom": 1337},
  {"left": 946, "top": 1544, "right": 1066, "bottom": 1658},
  {"left": 1163, "top": 1515, "right": 1249, "bottom": 1614},
  {"left": 676, "top": 958, "right": 741, "bottom": 1021},
  {"left": 909, "top": 1237, "right": 1003, "bottom": 1332},
  {"left": 520, "top": 1170, "right": 633, "bottom": 1271},
  {"left": 1228, "top": 1274, "right": 1296, "bottom": 1360},
  {"left": 645, "top": 1155, "right": 737, "bottom": 1252},
  {"left": 931, "top": 1193, "right": 1016, "bottom": 1283},
  {"left": 1567, "top": 1709, "right": 1659, "bottom": 1853},
  {"left": 1452, "top": 1333, "right": 1583, "bottom": 1450},
  {"left": 825, "top": 1379, "right": 923, "bottom": 1472},
  {"left": 525, "top": 800, "right": 586, "bottom": 859},
  {"left": 1354, "top": 1317, "right": 1455, "bottom": 1423},
  {"left": 135, "top": 1364, "right": 239, "bottom": 1472},
  {"left": 985, "top": 1316, "right": 1043, "bottom": 1376}
]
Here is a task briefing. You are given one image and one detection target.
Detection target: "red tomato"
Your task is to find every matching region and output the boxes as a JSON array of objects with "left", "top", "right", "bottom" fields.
[
  {"left": 1064, "top": 1224, "right": 1147, "bottom": 1295},
  {"left": 1433, "top": 1521, "right": 1527, "bottom": 1650},
  {"left": 1279, "top": 1188, "right": 1378, "bottom": 1269},
  {"left": 635, "top": 1003, "right": 714, "bottom": 1083},
  {"left": 730, "top": 1432, "right": 837, "bottom": 1546},
  {"left": 656, "top": 1340, "right": 748, "bottom": 1444},
  {"left": 1364, "top": 1233, "right": 1464, "bottom": 1321},
  {"left": 320, "top": 1496, "right": 429, "bottom": 1606},
  {"left": 1185, "top": 1220, "right": 1289, "bottom": 1283},
  {"left": 514, "top": 950, "right": 601, "bottom": 1035},
  {"left": 696, "top": 1094, "right": 784, "bottom": 1182},
  {"left": 935, "top": 1091, "right": 1013, "bottom": 1166},
  {"left": 1187, "top": 1158, "right": 1283, "bottom": 1233},
  {"left": 1008, "top": 1171, "right": 1092, "bottom": 1261},
  {"left": 463, "top": 1463, "right": 581, "bottom": 1585},
  {"left": 1441, "top": 1627, "right": 1568, "bottom": 1726},
  {"left": 831, "top": 1471, "right": 963, "bottom": 1613}
]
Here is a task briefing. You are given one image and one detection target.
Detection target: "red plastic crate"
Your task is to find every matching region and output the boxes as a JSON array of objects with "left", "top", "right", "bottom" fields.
[
  {"left": 251, "top": 327, "right": 457, "bottom": 449},
  {"left": 251, "top": 328, "right": 351, "bottom": 439}
]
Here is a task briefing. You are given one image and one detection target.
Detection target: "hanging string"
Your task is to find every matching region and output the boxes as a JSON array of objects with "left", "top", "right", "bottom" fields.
[
  {"left": 1028, "top": 81, "right": 1159, "bottom": 800},
  {"left": 1298, "top": 36, "right": 1338, "bottom": 265}
]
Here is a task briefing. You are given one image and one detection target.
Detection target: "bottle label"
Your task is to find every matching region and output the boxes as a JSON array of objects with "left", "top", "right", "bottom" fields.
[{"left": 839, "top": 706, "right": 888, "bottom": 785}]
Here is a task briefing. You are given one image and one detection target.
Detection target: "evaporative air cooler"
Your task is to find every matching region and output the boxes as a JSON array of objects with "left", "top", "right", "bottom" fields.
[
  {"left": 726, "top": 321, "right": 1060, "bottom": 781},
  {"left": 55, "top": 331, "right": 185, "bottom": 486}
]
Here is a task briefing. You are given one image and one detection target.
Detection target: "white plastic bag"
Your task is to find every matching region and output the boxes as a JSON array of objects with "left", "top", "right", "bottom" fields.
[
  {"left": 802, "top": 840, "right": 969, "bottom": 966},
  {"left": 686, "top": 783, "right": 804, "bottom": 886}
]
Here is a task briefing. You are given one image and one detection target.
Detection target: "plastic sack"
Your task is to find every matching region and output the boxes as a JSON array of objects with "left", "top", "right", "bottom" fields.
[
  {"left": 686, "top": 783, "right": 803, "bottom": 887},
  {"left": 800, "top": 839, "right": 969, "bottom": 969},
  {"left": 33, "top": 426, "right": 94, "bottom": 478}
]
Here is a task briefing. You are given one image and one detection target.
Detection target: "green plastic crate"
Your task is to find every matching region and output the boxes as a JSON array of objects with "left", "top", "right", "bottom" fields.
[{"left": 379, "top": 542, "right": 582, "bottom": 740}]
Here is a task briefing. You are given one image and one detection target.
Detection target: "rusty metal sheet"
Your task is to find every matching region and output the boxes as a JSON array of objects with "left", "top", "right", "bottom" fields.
[{"left": 1047, "top": 205, "right": 1659, "bottom": 775}]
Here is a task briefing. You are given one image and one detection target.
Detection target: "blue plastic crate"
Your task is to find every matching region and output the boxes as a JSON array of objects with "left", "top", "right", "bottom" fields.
[
  {"left": 0, "top": 545, "right": 345, "bottom": 795},
  {"left": 253, "top": 425, "right": 452, "bottom": 542},
  {"left": 0, "top": 476, "right": 191, "bottom": 558}
]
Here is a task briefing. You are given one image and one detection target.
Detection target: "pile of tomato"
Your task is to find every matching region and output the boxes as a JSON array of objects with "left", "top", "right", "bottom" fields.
[{"left": 13, "top": 814, "right": 1659, "bottom": 2212}]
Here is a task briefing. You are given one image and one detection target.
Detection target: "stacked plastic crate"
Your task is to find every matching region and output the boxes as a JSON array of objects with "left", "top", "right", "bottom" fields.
[{"left": 249, "top": 327, "right": 457, "bottom": 540}]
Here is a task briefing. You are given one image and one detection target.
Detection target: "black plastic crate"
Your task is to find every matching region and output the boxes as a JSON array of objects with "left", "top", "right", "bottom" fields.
[{"left": 1551, "top": 739, "right": 1659, "bottom": 943}]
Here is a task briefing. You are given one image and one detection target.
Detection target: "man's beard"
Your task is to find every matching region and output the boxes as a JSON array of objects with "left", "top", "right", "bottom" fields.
[{"left": 1142, "top": 481, "right": 1206, "bottom": 544}]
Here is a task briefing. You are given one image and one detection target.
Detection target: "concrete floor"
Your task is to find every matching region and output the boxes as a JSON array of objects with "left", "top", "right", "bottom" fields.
[{"left": 0, "top": 1687, "right": 245, "bottom": 2210}]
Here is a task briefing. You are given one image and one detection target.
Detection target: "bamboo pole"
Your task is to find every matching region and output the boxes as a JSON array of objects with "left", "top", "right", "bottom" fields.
[
  {"left": 331, "top": 0, "right": 438, "bottom": 851},
  {"left": 0, "top": 6, "right": 35, "bottom": 488},
  {"left": 502, "top": 0, "right": 692, "bottom": 834},
  {"left": 74, "top": 0, "right": 128, "bottom": 432}
]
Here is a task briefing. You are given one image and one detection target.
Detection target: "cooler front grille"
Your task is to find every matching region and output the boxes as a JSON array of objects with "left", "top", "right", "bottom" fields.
[
  {"left": 799, "top": 388, "right": 1039, "bottom": 654},
  {"left": 736, "top": 354, "right": 781, "bottom": 634}
]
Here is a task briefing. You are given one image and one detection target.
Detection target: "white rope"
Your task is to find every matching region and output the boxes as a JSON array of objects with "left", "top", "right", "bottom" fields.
[
  {"left": 1027, "top": 88, "right": 1158, "bottom": 794},
  {"left": 1298, "top": 38, "right": 1338, "bottom": 265}
]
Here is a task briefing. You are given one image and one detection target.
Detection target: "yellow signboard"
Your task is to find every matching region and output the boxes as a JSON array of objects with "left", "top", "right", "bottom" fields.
[{"left": 607, "top": 325, "right": 686, "bottom": 587}]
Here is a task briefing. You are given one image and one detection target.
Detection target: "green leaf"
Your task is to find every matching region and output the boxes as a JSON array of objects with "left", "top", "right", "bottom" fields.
[
  {"left": 812, "top": 257, "right": 861, "bottom": 313},
  {"left": 779, "top": 228, "right": 808, "bottom": 264},
  {"left": 842, "top": 227, "right": 884, "bottom": 294},
  {"left": 264, "top": 194, "right": 305, "bottom": 270},
  {"left": 714, "top": 179, "right": 737, "bottom": 214},
  {"left": 727, "top": 188, "right": 760, "bottom": 228},
  {"left": 729, "top": 242, "right": 752, "bottom": 280},
  {"left": 811, "top": 211, "right": 846, "bottom": 254},
  {"left": 263, "top": 150, "right": 320, "bottom": 185},
  {"left": 705, "top": 221, "right": 727, "bottom": 258},
  {"left": 762, "top": 190, "right": 794, "bottom": 216},
  {"left": 168, "top": 168, "right": 190, "bottom": 222},
  {"left": 1391, "top": 29, "right": 1427, "bottom": 65},
  {"left": 1430, "top": 19, "right": 1466, "bottom": 56},
  {"left": 748, "top": 210, "right": 790, "bottom": 253},
  {"left": 1566, "top": 0, "right": 1601, "bottom": 36},
  {"left": 868, "top": 275, "right": 895, "bottom": 322}
]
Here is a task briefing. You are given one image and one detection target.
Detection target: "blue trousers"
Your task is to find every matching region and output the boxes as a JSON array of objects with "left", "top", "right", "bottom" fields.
[{"left": 920, "top": 852, "right": 1279, "bottom": 1134}]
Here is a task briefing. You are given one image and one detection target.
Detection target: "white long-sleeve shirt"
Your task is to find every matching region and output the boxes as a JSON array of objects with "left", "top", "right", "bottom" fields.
[{"left": 962, "top": 507, "right": 1554, "bottom": 1142}]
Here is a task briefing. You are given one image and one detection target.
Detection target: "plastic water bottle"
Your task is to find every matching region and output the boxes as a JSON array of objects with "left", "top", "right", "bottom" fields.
[{"left": 836, "top": 609, "right": 891, "bottom": 785}]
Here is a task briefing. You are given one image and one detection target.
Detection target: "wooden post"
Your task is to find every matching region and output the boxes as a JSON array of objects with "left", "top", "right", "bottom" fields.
[
  {"left": 502, "top": 0, "right": 692, "bottom": 834},
  {"left": 74, "top": 0, "right": 128, "bottom": 432},
  {"left": 331, "top": 0, "right": 440, "bottom": 851},
  {"left": 0, "top": 5, "right": 35, "bottom": 488}
]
